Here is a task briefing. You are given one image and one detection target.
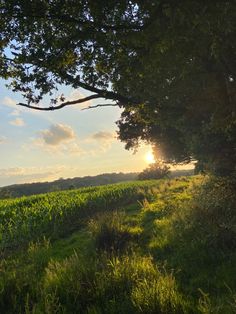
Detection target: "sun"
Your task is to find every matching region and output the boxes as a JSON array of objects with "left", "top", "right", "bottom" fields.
[{"left": 145, "top": 151, "right": 155, "bottom": 164}]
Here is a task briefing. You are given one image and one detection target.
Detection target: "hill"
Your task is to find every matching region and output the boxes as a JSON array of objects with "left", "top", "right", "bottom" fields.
[
  {"left": 0, "top": 176, "right": 235, "bottom": 313},
  {"left": 0, "top": 169, "right": 194, "bottom": 199},
  {"left": 0, "top": 172, "right": 138, "bottom": 198}
]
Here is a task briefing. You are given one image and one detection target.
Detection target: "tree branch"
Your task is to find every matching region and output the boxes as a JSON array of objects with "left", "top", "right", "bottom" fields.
[
  {"left": 17, "top": 94, "right": 103, "bottom": 111},
  {"left": 81, "top": 103, "right": 119, "bottom": 110},
  {"left": 62, "top": 73, "right": 137, "bottom": 104}
]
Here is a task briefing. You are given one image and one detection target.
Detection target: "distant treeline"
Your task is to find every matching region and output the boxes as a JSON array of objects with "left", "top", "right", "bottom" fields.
[
  {"left": 0, "top": 173, "right": 138, "bottom": 198},
  {"left": 0, "top": 169, "right": 194, "bottom": 199}
]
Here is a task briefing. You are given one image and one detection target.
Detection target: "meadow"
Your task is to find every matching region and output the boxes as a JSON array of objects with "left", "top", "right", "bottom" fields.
[{"left": 0, "top": 176, "right": 235, "bottom": 313}]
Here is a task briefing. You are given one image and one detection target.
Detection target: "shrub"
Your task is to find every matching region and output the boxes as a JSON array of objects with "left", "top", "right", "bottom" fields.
[{"left": 190, "top": 176, "right": 236, "bottom": 250}]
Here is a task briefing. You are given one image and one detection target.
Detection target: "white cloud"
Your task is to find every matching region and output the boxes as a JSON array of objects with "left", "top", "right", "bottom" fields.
[
  {"left": 9, "top": 109, "right": 21, "bottom": 116},
  {"left": 0, "top": 166, "right": 65, "bottom": 177},
  {"left": 40, "top": 123, "right": 75, "bottom": 146},
  {"left": 33, "top": 138, "right": 85, "bottom": 156},
  {"left": 1, "top": 96, "right": 51, "bottom": 120},
  {"left": 0, "top": 136, "right": 6, "bottom": 144},
  {"left": 67, "top": 90, "right": 92, "bottom": 109},
  {"left": 88, "top": 131, "right": 116, "bottom": 152},
  {"left": 1, "top": 96, "right": 16, "bottom": 108},
  {"left": 10, "top": 117, "right": 25, "bottom": 127},
  {"left": 65, "top": 142, "right": 84, "bottom": 155},
  {"left": 31, "top": 123, "right": 84, "bottom": 156},
  {"left": 91, "top": 131, "right": 116, "bottom": 141},
  {"left": 2, "top": 97, "right": 22, "bottom": 117},
  {"left": 32, "top": 125, "right": 115, "bottom": 156},
  {"left": 0, "top": 165, "right": 66, "bottom": 185}
]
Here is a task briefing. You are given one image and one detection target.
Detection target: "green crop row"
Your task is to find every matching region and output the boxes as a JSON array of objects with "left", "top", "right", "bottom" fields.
[{"left": 0, "top": 180, "right": 161, "bottom": 250}]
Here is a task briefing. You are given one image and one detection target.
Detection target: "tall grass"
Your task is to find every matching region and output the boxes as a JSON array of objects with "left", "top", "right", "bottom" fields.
[
  {"left": 88, "top": 211, "right": 142, "bottom": 252},
  {"left": 38, "top": 252, "right": 187, "bottom": 313}
]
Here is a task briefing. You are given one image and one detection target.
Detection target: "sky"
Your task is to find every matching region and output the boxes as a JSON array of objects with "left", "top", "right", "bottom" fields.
[{"left": 0, "top": 79, "right": 157, "bottom": 187}]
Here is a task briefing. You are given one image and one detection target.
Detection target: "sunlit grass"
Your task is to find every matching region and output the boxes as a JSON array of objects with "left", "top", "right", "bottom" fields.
[{"left": 0, "top": 175, "right": 235, "bottom": 313}]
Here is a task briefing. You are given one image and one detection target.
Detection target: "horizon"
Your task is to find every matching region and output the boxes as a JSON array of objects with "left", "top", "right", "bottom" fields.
[{"left": 0, "top": 165, "right": 194, "bottom": 189}]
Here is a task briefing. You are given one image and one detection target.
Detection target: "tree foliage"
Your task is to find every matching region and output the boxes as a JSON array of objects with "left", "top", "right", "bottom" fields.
[
  {"left": 0, "top": 0, "right": 236, "bottom": 175},
  {"left": 138, "top": 162, "right": 170, "bottom": 180}
]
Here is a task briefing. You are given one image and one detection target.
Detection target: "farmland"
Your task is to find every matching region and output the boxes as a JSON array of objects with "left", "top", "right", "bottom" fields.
[{"left": 0, "top": 176, "right": 235, "bottom": 313}]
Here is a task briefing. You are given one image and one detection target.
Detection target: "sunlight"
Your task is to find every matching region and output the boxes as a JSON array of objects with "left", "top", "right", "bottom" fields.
[{"left": 145, "top": 151, "right": 155, "bottom": 164}]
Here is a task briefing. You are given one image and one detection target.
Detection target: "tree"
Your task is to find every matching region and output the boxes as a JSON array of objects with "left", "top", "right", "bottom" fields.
[
  {"left": 0, "top": 1, "right": 235, "bottom": 175},
  {"left": 0, "top": 188, "right": 13, "bottom": 199},
  {"left": 138, "top": 162, "right": 170, "bottom": 180}
]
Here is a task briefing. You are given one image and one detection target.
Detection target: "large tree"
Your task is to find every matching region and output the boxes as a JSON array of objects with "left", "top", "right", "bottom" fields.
[{"left": 1, "top": 0, "right": 236, "bottom": 175}]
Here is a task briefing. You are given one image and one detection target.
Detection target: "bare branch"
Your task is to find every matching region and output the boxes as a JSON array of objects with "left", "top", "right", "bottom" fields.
[
  {"left": 17, "top": 94, "right": 102, "bottom": 111},
  {"left": 81, "top": 103, "right": 119, "bottom": 110}
]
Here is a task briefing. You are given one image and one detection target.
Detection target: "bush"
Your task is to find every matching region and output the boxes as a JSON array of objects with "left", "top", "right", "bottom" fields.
[{"left": 190, "top": 176, "right": 236, "bottom": 250}]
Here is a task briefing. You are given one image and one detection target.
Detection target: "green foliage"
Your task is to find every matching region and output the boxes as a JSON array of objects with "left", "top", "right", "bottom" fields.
[
  {"left": 0, "top": 176, "right": 236, "bottom": 313},
  {"left": 138, "top": 162, "right": 170, "bottom": 180},
  {"left": 0, "top": 1, "right": 235, "bottom": 174},
  {"left": 146, "top": 176, "right": 236, "bottom": 312},
  {"left": 187, "top": 176, "right": 236, "bottom": 249}
]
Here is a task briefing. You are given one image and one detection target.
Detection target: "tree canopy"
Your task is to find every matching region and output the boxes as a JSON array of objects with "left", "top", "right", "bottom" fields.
[
  {"left": 1, "top": 0, "right": 236, "bottom": 175},
  {"left": 138, "top": 162, "right": 170, "bottom": 180}
]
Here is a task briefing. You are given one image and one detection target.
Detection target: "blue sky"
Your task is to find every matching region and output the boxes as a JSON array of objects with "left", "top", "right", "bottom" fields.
[{"left": 0, "top": 79, "right": 154, "bottom": 187}]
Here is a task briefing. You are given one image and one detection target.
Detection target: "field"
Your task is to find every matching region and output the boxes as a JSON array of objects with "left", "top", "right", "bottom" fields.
[{"left": 0, "top": 176, "right": 235, "bottom": 313}]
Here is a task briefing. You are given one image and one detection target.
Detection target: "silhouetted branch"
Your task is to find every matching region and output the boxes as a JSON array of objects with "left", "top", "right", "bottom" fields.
[
  {"left": 17, "top": 94, "right": 102, "bottom": 111},
  {"left": 82, "top": 103, "right": 119, "bottom": 110}
]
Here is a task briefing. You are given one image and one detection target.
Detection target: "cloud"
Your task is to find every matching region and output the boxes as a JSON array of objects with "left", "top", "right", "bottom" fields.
[
  {"left": 33, "top": 125, "right": 115, "bottom": 156},
  {"left": 40, "top": 123, "right": 75, "bottom": 146},
  {"left": 65, "top": 142, "right": 84, "bottom": 155},
  {"left": 67, "top": 90, "right": 92, "bottom": 109},
  {"left": 0, "top": 166, "right": 66, "bottom": 186},
  {"left": 90, "top": 131, "right": 116, "bottom": 151},
  {"left": 10, "top": 117, "right": 25, "bottom": 127},
  {"left": 0, "top": 166, "right": 65, "bottom": 177},
  {"left": 31, "top": 123, "right": 84, "bottom": 156},
  {"left": 32, "top": 138, "right": 84, "bottom": 156},
  {"left": 1, "top": 96, "right": 50, "bottom": 120},
  {"left": 91, "top": 131, "right": 115, "bottom": 141},
  {"left": 9, "top": 109, "right": 21, "bottom": 116},
  {"left": 84, "top": 131, "right": 116, "bottom": 155},
  {"left": 0, "top": 136, "right": 6, "bottom": 144},
  {"left": 1, "top": 96, "right": 16, "bottom": 108},
  {"left": 1, "top": 97, "right": 23, "bottom": 117}
]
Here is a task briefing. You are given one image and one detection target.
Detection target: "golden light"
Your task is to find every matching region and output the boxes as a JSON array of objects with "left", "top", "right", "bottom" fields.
[{"left": 145, "top": 151, "right": 155, "bottom": 164}]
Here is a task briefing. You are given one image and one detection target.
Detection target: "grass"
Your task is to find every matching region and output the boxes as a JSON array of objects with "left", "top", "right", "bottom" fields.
[{"left": 0, "top": 176, "right": 235, "bottom": 313}]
